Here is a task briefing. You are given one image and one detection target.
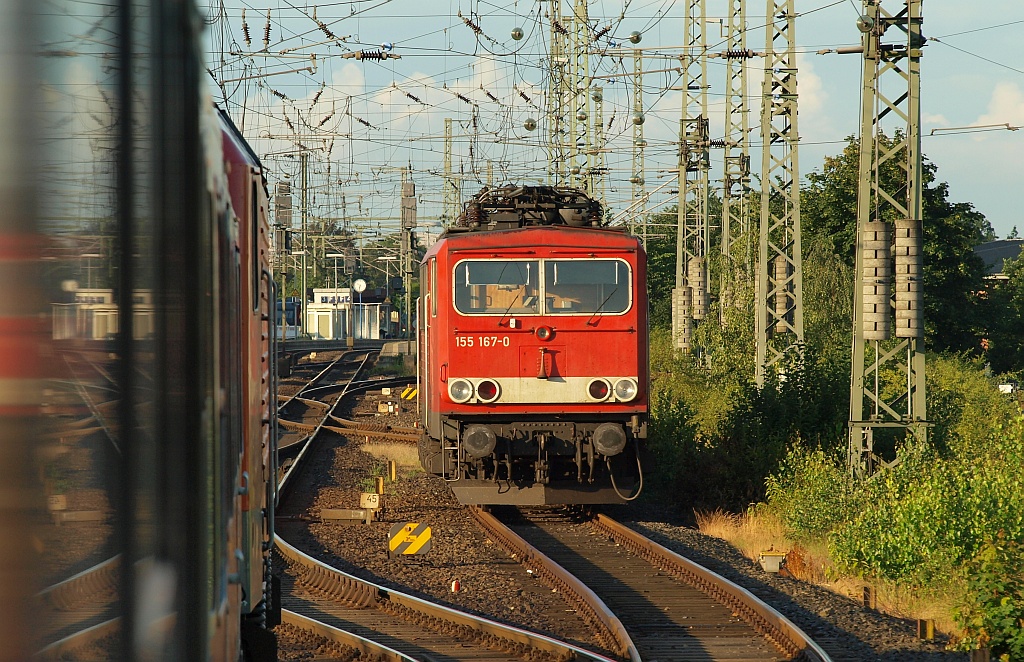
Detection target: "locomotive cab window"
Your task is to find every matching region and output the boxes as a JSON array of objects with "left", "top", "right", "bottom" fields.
[
  {"left": 544, "top": 259, "right": 630, "bottom": 315},
  {"left": 454, "top": 258, "right": 631, "bottom": 316},
  {"left": 454, "top": 260, "right": 539, "bottom": 315}
]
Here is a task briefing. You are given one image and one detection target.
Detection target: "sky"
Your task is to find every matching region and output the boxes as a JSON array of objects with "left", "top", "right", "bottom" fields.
[{"left": 203, "top": 0, "right": 1024, "bottom": 241}]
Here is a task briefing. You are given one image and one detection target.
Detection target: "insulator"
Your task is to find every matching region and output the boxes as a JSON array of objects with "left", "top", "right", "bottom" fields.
[
  {"left": 271, "top": 88, "right": 287, "bottom": 100},
  {"left": 466, "top": 203, "right": 482, "bottom": 226},
  {"left": 607, "top": 113, "right": 615, "bottom": 130},
  {"left": 283, "top": 113, "right": 294, "bottom": 131},
  {"left": 709, "top": 138, "right": 726, "bottom": 148},
  {"left": 458, "top": 12, "right": 482, "bottom": 35},
  {"left": 593, "top": 24, "right": 611, "bottom": 40},
  {"left": 355, "top": 116, "right": 372, "bottom": 128},
  {"left": 241, "top": 9, "right": 251, "bottom": 47},
  {"left": 725, "top": 49, "right": 754, "bottom": 59},
  {"left": 552, "top": 19, "right": 568, "bottom": 36},
  {"left": 319, "top": 21, "right": 336, "bottom": 40},
  {"left": 404, "top": 91, "right": 423, "bottom": 103},
  {"left": 456, "top": 92, "right": 472, "bottom": 104},
  {"left": 484, "top": 90, "right": 499, "bottom": 104},
  {"left": 518, "top": 89, "right": 532, "bottom": 104},
  {"left": 356, "top": 50, "right": 384, "bottom": 61},
  {"left": 861, "top": 220, "right": 892, "bottom": 341},
  {"left": 894, "top": 218, "right": 924, "bottom": 339},
  {"left": 318, "top": 112, "right": 334, "bottom": 127},
  {"left": 310, "top": 88, "right": 323, "bottom": 107},
  {"left": 688, "top": 258, "right": 708, "bottom": 321},
  {"left": 263, "top": 10, "right": 271, "bottom": 49},
  {"left": 672, "top": 287, "right": 694, "bottom": 351}
]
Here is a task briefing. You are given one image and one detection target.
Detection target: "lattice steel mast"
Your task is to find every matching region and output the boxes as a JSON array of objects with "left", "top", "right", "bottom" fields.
[
  {"left": 631, "top": 51, "right": 646, "bottom": 240},
  {"left": 546, "top": 1, "right": 570, "bottom": 184},
  {"left": 848, "top": 0, "right": 926, "bottom": 477},
  {"left": 672, "top": 0, "right": 709, "bottom": 352},
  {"left": 755, "top": 0, "right": 804, "bottom": 385},
  {"left": 442, "top": 118, "right": 459, "bottom": 226},
  {"left": 545, "top": 0, "right": 591, "bottom": 189},
  {"left": 721, "top": 0, "right": 753, "bottom": 278}
]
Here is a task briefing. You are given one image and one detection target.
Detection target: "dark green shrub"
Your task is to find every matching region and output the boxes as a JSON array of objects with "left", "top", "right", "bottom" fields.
[
  {"left": 764, "top": 445, "right": 854, "bottom": 539},
  {"left": 953, "top": 532, "right": 1024, "bottom": 660}
]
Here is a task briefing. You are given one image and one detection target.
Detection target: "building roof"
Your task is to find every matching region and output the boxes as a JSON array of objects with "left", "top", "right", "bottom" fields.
[{"left": 975, "top": 239, "right": 1023, "bottom": 277}]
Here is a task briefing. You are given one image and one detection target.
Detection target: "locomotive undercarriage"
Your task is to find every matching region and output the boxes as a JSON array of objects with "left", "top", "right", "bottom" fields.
[{"left": 420, "top": 415, "right": 646, "bottom": 505}]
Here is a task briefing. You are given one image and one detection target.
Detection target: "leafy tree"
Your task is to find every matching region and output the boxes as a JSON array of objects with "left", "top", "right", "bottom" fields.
[
  {"left": 983, "top": 254, "right": 1024, "bottom": 374},
  {"left": 802, "top": 134, "right": 993, "bottom": 354}
]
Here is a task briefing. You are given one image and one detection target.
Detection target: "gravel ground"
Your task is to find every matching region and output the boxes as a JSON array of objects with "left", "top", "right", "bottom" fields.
[
  {"left": 279, "top": 374, "right": 971, "bottom": 662},
  {"left": 617, "top": 513, "right": 968, "bottom": 662},
  {"left": 276, "top": 389, "right": 607, "bottom": 656}
]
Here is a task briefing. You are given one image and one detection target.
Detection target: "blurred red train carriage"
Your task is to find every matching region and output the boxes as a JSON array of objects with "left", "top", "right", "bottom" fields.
[{"left": 418, "top": 186, "right": 649, "bottom": 505}]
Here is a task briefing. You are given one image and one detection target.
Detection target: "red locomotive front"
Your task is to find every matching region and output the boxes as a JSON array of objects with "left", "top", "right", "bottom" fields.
[{"left": 419, "top": 186, "right": 648, "bottom": 505}]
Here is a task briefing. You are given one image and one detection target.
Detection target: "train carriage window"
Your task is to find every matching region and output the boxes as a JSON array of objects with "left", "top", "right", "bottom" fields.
[
  {"left": 543, "top": 259, "right": 631, "bottom": 315},
  {"left": 454, "top": 260, "right": 540, "bottom": 315}
]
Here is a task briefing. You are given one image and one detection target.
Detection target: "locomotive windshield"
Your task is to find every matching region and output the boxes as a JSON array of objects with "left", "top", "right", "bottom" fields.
[
  {"left": 453, "top": 258, "right": 631, "bottom": 315},
  {"left": 544, "top": 260, "right": 630, "bottom": 315},
  {"left": 454, "top": 260, "right": 540, "bottom": 314}
]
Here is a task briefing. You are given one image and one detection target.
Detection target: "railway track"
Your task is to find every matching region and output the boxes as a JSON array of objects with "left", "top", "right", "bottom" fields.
[
  {"left": 276, "top": 350, "right": 619, "bottom": 660},
  {"left": 32, "top": 556, "right": 121, "bottom": 659},
  {"left": 475, "top": 507, "right": 833, "bottom": 662}
]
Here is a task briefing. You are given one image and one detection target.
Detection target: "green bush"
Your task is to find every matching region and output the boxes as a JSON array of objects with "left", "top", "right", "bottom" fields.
[
  {"left": 828, "top": 417, "right": 1024, "bottom": 584},
  {"left": 764, "top": 445, "right": 854, "bottom": 539},
  {"left": 953, "top": 533, "right": 1024, "bottom": 660},
  {"left": 646, "top": 328, "right": 849, "bottom": 509}
]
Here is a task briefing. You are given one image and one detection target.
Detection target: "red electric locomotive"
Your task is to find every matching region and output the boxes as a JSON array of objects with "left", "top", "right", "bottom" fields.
[{"left": 418, "top": 186, "right": 648, "bottom": 505}]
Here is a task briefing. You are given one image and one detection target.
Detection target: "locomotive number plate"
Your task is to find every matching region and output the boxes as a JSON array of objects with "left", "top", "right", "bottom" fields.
[{"left": 455, "top": 335, "right": 510, "bottom": 348}]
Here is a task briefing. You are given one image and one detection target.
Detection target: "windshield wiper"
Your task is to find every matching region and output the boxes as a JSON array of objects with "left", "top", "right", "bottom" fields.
[{"left": 585, "top": 287, "right": 619, "bottom": 326}]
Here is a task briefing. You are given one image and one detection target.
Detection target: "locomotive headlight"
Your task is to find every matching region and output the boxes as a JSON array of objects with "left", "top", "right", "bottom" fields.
[
  {"left": 449, "top": 379, "right": 474, "bottom": 404},
  {"left": 476, "top": 379, "right": 500, "bottom": 403},
  {"left": 613, "top": 378, "right": 638, "bottom": 402},
  {"left": 587, "top": 378, "right": 611, "bottom": 401}
]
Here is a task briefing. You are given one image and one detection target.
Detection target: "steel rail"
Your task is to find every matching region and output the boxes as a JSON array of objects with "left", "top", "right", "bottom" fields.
[
  {"left": 276, "top": 349, "right": 368, "bottom": 415},
  {"left": 277, "top": 351, "right": 378, "bottom": 500},
  {"left": 281, "top": 610, "right": 416, "bottom": 661},
  {"left": 33, "top": 617, "right": 120, "bottom": 661},
  {"left": 36, "top": 555, "right": 120, "bottom": 611},
  {"left": 275, "top": 536, "right": 617, "bottom": 662},
  {"left": 592, "top": 514, "right": 834, "bottom": 662},
  {"left": 469, "top": 507, "right": 640, "bottom": 662}
]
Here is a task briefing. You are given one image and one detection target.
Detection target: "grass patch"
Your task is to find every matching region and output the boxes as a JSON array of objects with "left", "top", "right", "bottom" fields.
[
  {"left": 695, "top": 507, "right": 961, "bottom": 636},
  {"left": 360, "top": 443, "right": 421, "bottom": 471}
]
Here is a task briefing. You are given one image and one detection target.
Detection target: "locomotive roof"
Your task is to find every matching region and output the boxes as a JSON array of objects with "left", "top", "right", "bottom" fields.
[
  {"left": 447, "top": 185, "right": 606, "bottom": 232},
  {"left": 425, "top": 223, "right": 642, "bottom": 261}
]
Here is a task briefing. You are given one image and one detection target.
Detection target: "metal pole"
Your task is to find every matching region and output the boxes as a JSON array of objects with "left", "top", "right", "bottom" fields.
[
  {"left": 755, "top": 0, "right": 804, "bottom": 386},
  {"left": 848, "top": 0, "right": 927, "bottom": 476},
  {"left": 300, "top": 151, "right": 308, "bottom": 338}
]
